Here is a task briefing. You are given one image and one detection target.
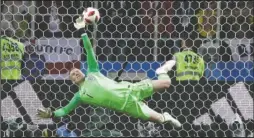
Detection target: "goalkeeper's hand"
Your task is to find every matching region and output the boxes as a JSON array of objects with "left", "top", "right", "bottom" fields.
[
  {"left": 36, "top": 108, "right": 53, "bottom": 118},
  {"left": 74, "top": 15, "right": 86, "bottom": 30}
]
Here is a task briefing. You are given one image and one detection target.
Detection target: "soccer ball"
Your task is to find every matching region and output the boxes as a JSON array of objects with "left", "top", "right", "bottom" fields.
[{"left": 83, "top": 7, "right": 100, "bottom": 25}]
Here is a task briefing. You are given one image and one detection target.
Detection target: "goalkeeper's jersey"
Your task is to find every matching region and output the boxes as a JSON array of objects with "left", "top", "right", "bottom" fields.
[
  {"left": 79, "top": 72, "right": 132, "bottom": 111},
  {"left": 53, "top": 33, "right": 133, "bottom": 117}
]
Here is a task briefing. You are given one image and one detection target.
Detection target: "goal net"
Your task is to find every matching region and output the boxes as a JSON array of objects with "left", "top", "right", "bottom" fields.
[{"left": 1, "top": 1, "right": 253, "bottom": 137}]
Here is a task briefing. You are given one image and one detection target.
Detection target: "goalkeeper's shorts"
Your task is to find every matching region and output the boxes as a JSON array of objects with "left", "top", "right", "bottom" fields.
[
  {"left": 130, "top": 79, "right": 154, "bottom": 101},
  {"left": 123, "top": 101, "right": 154, "bottom": 120},
  {"left": 122, "top": 79, "right": 154, "bottom": 120}
]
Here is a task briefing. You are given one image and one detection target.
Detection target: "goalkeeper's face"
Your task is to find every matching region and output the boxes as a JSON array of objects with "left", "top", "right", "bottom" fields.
[{"left": 70, "top": 68, "right": 85, "bottom": 85}]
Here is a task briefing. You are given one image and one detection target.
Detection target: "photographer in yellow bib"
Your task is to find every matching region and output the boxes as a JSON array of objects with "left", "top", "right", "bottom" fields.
[
  {"left": 0, "top": 30, "right": 32, "bottom": 126},
  {"left": 171, "top": 39, "right": 205, "bottom": 81},
  {"left": 0, "top": 32, "right": 25, "bottom": 80}
]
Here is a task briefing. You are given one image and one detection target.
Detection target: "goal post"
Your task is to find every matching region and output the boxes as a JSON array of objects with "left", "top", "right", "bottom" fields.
[{"left": 0, "top": 1, "right": 253, "bottom": 137}]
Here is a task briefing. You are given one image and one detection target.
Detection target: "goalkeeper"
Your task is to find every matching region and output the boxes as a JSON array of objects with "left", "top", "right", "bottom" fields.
[{"left": 37, "top": 22, "right": 181, "bottom": 129}]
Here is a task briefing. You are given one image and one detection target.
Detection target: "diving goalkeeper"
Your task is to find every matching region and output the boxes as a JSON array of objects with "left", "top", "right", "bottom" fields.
[{"left": 37, "top": 24, "right": 181, "bottom": 129}]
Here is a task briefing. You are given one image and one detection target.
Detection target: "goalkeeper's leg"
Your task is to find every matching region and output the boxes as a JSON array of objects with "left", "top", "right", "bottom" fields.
[
  {"left": 152, "top": 60, "right": 176, "bottom": 92},
  {"left": 143, "top": 60, "right": 181, "bottom": 127},
  {"left": 149, "top": 60, "right": 181, "bottom": 127}
]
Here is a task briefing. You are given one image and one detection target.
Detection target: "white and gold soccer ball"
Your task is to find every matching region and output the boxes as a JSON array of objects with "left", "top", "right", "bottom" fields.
[{"left": 83, "top": 7, "right": 100, "bottom": 25}]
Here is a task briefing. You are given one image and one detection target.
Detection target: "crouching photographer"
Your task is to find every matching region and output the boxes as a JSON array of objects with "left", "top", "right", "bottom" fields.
[{"left": 1, "top": 116, "right": 32, "bottom": 137}]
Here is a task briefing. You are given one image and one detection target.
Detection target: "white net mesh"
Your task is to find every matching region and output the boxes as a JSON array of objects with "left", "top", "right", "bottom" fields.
[{"left": 1, "top": 1, "right": 253, "bottom": 137}]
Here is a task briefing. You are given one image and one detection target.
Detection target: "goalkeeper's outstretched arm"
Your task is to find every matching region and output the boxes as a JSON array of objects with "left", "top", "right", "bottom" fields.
[
  {"left": 37, "top": 93, "right": 81, "bottom": 118},
  {"left": 81, "top": 33, "right": 99, "bottom": 73},
  {"left": 37, "top": 92, "right": 81, "bottom": 118}
]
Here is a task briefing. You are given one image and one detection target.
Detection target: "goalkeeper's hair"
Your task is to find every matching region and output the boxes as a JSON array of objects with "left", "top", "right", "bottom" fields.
[{"left": 69, "top": 68, "right": 75, "bottom": 74}]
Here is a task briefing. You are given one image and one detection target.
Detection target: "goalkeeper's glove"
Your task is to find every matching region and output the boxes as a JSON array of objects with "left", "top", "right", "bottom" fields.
[
  {"left": 36, "top": 108, "right": 53, "bottom": 118},
  {"left": 74, "top": 16, "right": 86, "bottom": 30}
]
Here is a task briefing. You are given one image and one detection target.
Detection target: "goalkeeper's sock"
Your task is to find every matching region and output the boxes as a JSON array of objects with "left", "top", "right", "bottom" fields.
[
  {"left": 158, "top": 114, "right": 166, "bottom": 123},
  {"left": 155, "top": 60, "right": 176, "bottom": 74},
  {"left": 158, "top": 73, "right": 170, "bottom": 80},
  {"left": 162, "top": 112, "right": 182, "bottom": 128}
]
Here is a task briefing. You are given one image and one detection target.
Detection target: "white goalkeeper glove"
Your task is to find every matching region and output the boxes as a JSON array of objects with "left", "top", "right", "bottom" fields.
[
  {"left": 36, "top": 108, "right": 53, "bottom": 118},
  {"left": 74, "top": 16, "right": 86, "bottom": 30}
]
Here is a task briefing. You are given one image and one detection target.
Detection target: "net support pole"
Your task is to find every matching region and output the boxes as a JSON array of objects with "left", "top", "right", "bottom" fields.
[
  {"left": 31, "top": 1, "right": 36, "bottom": 38},
  {"left": 208, "top": 1, "right": 222, "bottom": 79},
  {"left": 0, "top": 0, "right": 2, "bottom": 137},
  {"left": 153, "top": 1, "right": 159, "bottom": 61},
  {"left": 215, "top": 1, "right": 221, "bottom": 45}
]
